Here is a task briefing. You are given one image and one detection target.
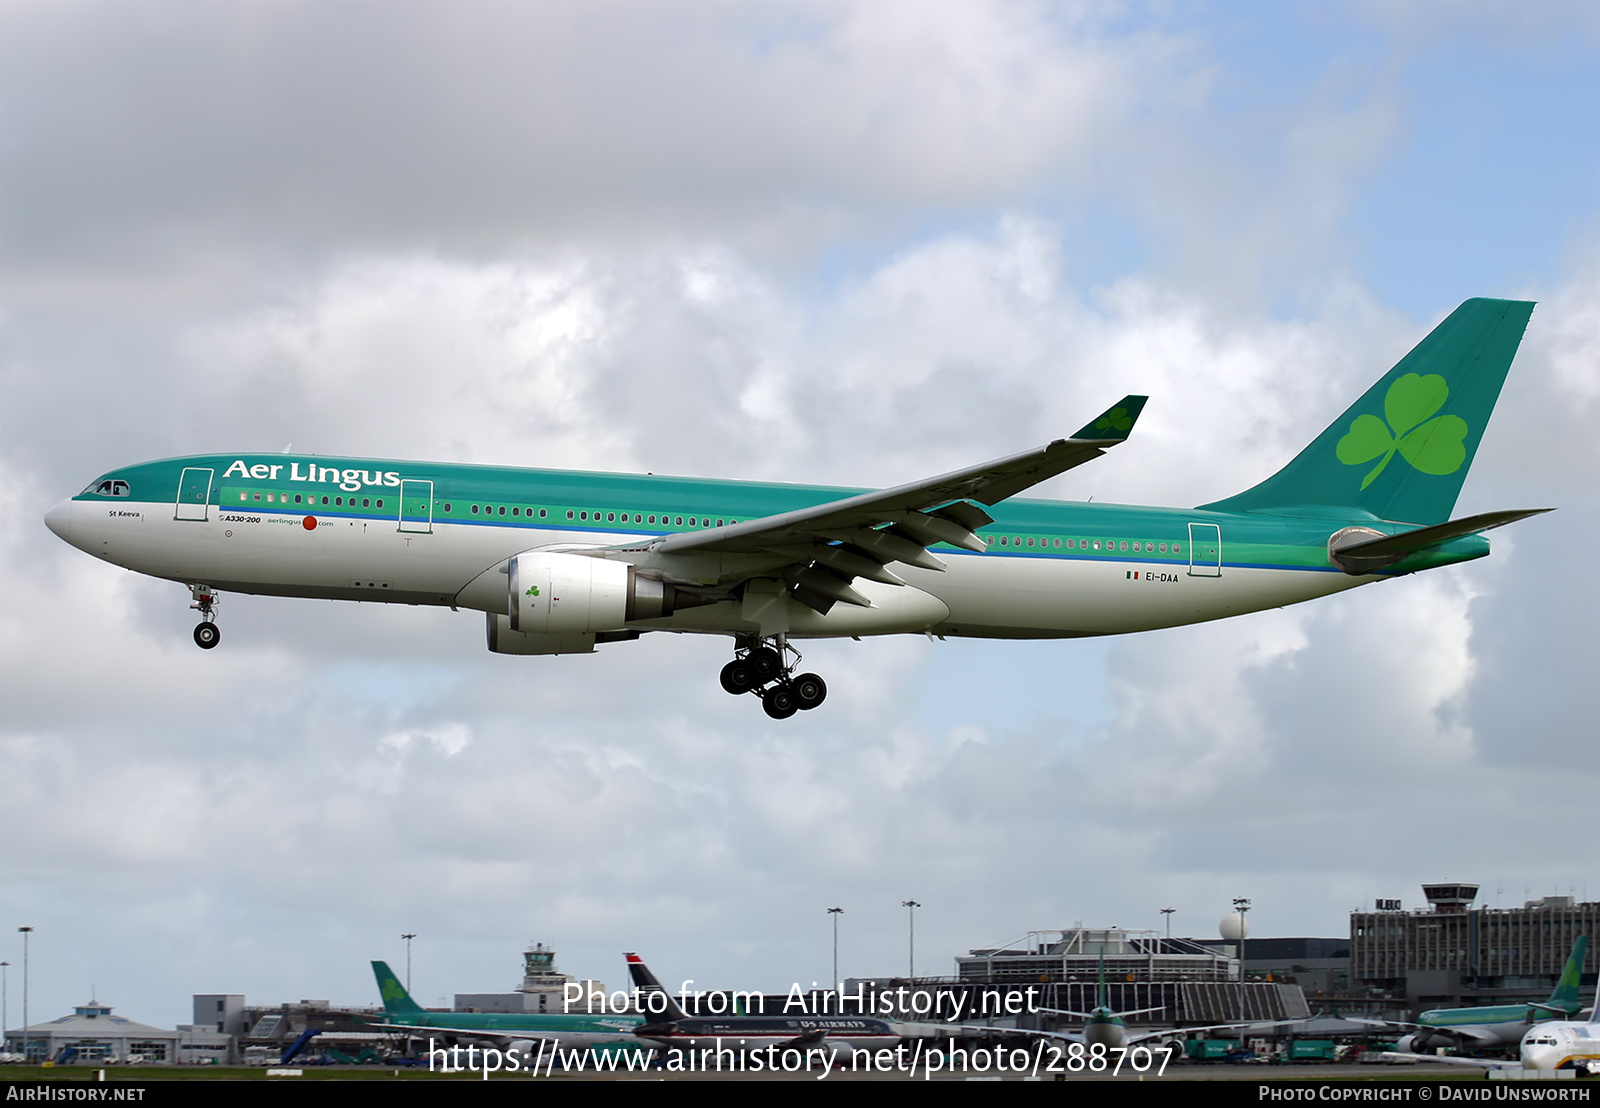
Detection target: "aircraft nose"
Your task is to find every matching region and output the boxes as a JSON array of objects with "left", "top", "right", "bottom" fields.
[{"left": 44, "top": 499, "right": 75, "bottom": 542}]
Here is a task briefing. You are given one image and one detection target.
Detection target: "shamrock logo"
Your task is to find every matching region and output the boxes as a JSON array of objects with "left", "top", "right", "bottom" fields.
[
  {"left": 525, "top": 585, "right": 540, "bottom": 597},
  {"left": 1335, "top": 373, "right": 1469, "bottom": 489},
  {"left": 1094, "top": 407, "right": 1134, "bottom": 433}
]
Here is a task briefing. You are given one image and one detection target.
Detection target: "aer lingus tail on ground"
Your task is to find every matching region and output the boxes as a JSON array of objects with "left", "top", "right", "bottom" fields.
[{"left": 45, "top": 298, "right": 1549, "bottom": 719}]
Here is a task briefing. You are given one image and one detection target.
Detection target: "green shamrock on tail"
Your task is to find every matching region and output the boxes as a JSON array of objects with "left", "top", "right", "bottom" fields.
[
  {"left": 1094, "top": 407, "right": 1134, "bottom": 433},
  {"left": 1336, "top": 373, "right": 1469, "bottom": 489}
]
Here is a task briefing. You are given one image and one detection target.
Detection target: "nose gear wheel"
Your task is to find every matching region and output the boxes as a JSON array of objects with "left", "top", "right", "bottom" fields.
[{"left": 190, "top": 584, "right": 221, "bottom": 650}]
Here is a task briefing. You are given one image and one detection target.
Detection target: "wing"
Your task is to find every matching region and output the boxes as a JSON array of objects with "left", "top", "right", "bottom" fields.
[
  {"left": 363, "top": 1018, "right": 560, "bottom": 1046},
  {"left": 1123, "top": 1017, "right": 1315, "bottom": 1045},
  {"left": 631, "top": 396, "right": 1146, "bottom": 616},
  {"left": 1380, "top": 1052, "right": 1516, "bottom": 1070}
]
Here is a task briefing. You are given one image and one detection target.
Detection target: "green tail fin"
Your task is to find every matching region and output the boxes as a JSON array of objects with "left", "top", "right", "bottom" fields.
[
  {"left": 1201, "top": 298, "right": 1534, "bottom": 524},
  {"left": 1547, "top": 936, "right": 1589, "bottom": 1012},
  {"left": 371, "top": 960, "right": 425, "bottom": 1014}
]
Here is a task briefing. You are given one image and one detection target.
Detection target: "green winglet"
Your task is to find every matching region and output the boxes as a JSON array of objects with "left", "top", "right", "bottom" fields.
[
  {"left": 1072, "top": 395, "right": 1149, "bottom": 441},
  {"left": 371, "top": 960, "right": 425, "bottom": 1014}
]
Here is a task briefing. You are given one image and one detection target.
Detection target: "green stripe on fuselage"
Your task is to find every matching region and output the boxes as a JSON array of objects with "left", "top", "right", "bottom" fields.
[{"left": 76, "top": 453, "right": 1492, "bottom": 575}]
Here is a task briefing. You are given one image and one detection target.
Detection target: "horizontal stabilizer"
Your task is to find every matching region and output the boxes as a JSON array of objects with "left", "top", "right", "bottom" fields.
[{"left": 1330, "top": 508, "right": 1551, "bottom": 574}]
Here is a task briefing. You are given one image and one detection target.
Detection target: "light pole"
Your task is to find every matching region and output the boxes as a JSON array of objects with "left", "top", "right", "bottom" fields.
[
  {"left": 2, "top": 961, "right": 9, "bottom": 1040},
  {"left": 1161, "top": 908, "right": 1175, "bottom": 942},
  {"left": 901, "top": 901, "right": 921, "bottom": 980},
  {"left": 18, "top": 927, "right": 33, "bottom": 1049},
  {"left": 827, "top": 908, "right": 843, "bottom": 999},
  {"left": 401, "top": 934, "right": 417, "bottom": 994}
]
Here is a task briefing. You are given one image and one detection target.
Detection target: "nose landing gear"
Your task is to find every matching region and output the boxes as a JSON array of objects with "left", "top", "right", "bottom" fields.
[
  {"left": 190, "top": 584, "right": 221, "bottom": 650},
  {"left": 719, "top": 636, "right": 827, "bottom": 719}
]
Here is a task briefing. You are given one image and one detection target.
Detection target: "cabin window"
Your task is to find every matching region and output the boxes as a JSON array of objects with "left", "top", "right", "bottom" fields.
[
  {"left": 321, "top": 496, "right": 330, "bottom": 505},
  {"left": 539, "top": 509, "right": 547, "bottom": 518},
  {"left": 675, "top": 516, "right": 683, "bottom": 526},
  {"left": 566, "top": 510, "right": 574, "bottom": 519},
  {"left": 1172, "top": 544, "right": 1181, "bottom": 555},
  {"left": 472, "top": 505, "right": 479, "bottom": 514},
  {"left": 1119, "top": 541, "right": 1129, "bottom": 551},
  {"left": 362, "top": 498, "right": 370, "bottom": 508},
  {"left": 1053, "top": 538, "right": 1061, "bottom": 548},
  {"left": 498, "top": 506, "right": 505, "bottom": 515},
  {"left": 608, "top": 512, "right": 616, "bottom": 522}
]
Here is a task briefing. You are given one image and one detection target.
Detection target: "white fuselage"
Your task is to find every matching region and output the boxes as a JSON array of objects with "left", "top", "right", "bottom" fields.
[
  {"left": 1521, "top": 1020, "right": 1600, "bottom": 1072},
  {"left": 45, "top": 497, "right": 1370, "bottom": 641}
]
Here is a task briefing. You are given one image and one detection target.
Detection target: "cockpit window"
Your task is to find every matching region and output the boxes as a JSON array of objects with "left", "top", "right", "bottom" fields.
[{"left": 83, "top": 479, "right": 131, "bottom": 497}]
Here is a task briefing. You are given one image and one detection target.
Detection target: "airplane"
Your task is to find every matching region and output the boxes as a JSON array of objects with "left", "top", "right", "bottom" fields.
[
  {"left": 621, "top": 952, "right": 900, "bottom": 1054},
  {"left": 43, "top": 298, "right": 1549, "bottom": 719},
  {"left": 1396, "top": 935, "right": 1590, "bottom": 1055},
  {"left": 1031, "top": 954, "right": 1282, "bottom": 1054},
  {"left": 1385, "top": 977, "right": 1600, "bottom": 1074},
  {"left": 364, "top": 960, "right": 644, "bottom": 1053}
]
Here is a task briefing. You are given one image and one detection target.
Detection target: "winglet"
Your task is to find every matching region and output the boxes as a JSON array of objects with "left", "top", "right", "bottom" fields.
[
  {"left": 371, "top": 960, "right": 425, "bottom": 1015},
  {"left": 1071, "top": 395, "right": 1148, "bottom": 442}
]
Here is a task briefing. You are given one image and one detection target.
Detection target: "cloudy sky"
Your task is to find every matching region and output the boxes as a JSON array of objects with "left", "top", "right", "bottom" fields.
[{"left": 2, "top": 3, "right": 1596, "bottom": 1029}]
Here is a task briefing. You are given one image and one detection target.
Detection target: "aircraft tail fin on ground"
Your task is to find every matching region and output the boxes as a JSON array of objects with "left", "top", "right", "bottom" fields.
[
  {"left": 1544, "top": 936, "right": 1589, "bottom": 1014},
  {"left": 1201, "top": 298, "right": 1535, "bottom": 524},
  {"left": 371, "top": 960, "right": 426, "bottom": 1015},
  {"left": 625, "top": 953, "right": 688, "bottom": 1021}
]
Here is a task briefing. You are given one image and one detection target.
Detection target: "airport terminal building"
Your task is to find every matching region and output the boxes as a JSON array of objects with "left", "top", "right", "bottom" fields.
[{"left": 1350, "top": 883, "right": 1598, "bottom": 1008}]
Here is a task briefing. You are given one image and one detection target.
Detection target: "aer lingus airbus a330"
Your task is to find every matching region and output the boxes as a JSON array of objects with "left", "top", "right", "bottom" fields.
[{"left": 45, "top": 298, "right": 1548, "bottom": 718}]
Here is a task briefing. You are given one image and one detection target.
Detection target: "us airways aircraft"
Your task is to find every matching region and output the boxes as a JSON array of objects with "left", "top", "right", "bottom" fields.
[{"left": 44, "top": 298, "right": 1548, "bottom": 719}]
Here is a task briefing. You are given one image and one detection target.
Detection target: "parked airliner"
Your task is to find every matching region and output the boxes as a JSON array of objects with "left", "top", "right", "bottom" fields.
[
  {"left": 1397, "top": 936, "right": 1589, "bottom": 1055},
  {"left": 1386, "top": 978, "right": 1600, "bottom": 1075},
  {"left": 44, "top": 299, "right": 1547, "bottom": 718},
  {"left": 365, "top": 960, "right": 643, "bottom": 1053}
]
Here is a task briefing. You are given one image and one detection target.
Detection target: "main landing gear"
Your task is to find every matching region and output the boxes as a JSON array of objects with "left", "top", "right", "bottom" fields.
[
  {"left": 719, "top": 636, "right": 827, "bottom": 720},
  {"left": 190, "top": 584, "right": 221, "bottom": 650}
]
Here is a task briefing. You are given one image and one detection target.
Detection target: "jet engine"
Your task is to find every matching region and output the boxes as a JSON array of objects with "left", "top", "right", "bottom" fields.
[
  {"left": 508, "top": 551, "right": 699, "bottom": 634},
  {"left": 1397, "top": 1033, "right": 1435, "bottom": 1055}
]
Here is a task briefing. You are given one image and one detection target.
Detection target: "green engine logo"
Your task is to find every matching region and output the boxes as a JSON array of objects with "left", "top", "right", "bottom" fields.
[
  {"left": 1336, "top": 373, "right": 1469, "bottom": 489},
  {"left": 525, "top": 585, "right": 540, "bottom": 597}
]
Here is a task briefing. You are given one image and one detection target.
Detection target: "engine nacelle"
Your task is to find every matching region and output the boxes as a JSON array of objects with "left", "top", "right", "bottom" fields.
[
  {"left": 1396, "top": 1033, "right": 1436, "bottom": 1055},
  {"left": 507, "top": 551, "right": 690, "bottom": 634}
]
